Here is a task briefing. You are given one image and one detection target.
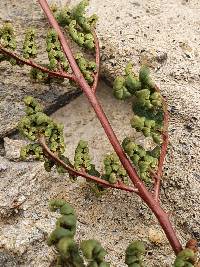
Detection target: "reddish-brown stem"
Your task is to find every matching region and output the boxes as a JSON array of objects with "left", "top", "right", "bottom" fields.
[
  {"left": 150, "top": 169, "right": 159, "bottom": 181},
  {"left": 0, "top": 45, "right": 77, "bottom": 81},
  {"left": 38, "top": 0, "right": 182, "bottom": 254},
  {"left": 153, "top": 86, "right": 169, "bottom": 201},
  {"left": 38, "top": 135, "right": 138, "bottom": 193},
  {"left": 91, "top": 31, "right": 100, "bottom": 93}
]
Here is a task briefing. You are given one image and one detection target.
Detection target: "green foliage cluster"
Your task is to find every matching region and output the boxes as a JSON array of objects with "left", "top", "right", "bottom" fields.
[
  {"left": 18, "top": 97, "right": 98, "bottom": 179},
  {"left": 103, "top": 153, "right": 127, "bottom": 184},
  {"left": 81, "top": 240, "right": 110, "bottom": 267},
  {"left": 48, "top": 199, "right": 83, "bottom": 267},
  {"left": 69, "top": 20, "right": 95, "bottom": 50},
  {"left": 75, "top": 52, "right": 96, "bottom": 84},
  {"left": 125, "top": 241, "right": 145, "bottom": 267},
  {"left": 0, "top": 1, "right": 98, "bottom": 86},
  {"left": 0, "top": 23, "right": 66, "bottom": 83},
  {"left": 74, "top": 140, "right": 92, "bottom": 171},
  {"left": 72, "top": 0, "right": 97, "bottom": 33},
  {"left": 18, "top": 96, "right": 68, "bottom": 173},
  {"left": 135, "top": 89, "right": 162, "bottom": 109},
  {"left": 0, "top": 23, "right": 16, "bottom": 64},
  {"left": 113, "top": 62, "right": 141, "bottom": 100},
  {"left": 113, "top": 63, "right": 163, "bottom": 143},
  {"left": 46, "top": 29, "right": 69, "bottom": 71},
  {"left": 48, "top": 199, "right": 110, "bottom": 267},
  {"left": 52, "top": 0, "right": 97, "bottom": 50},
  {"left": 122, "top": 138, "right": 158, "bottom": 183},
  {"left": 113, "top": 63, "right": 164, "bottom": 183},
  {"left": 173, "top": 249, "right": 196, "bottom": 267},
  {"left": 113, "top": 76, "right": 132, "bottom": 100},
  {"left": 18, "top": 96, "right": 131, "bottom": 190},
  {"left": 23, "top": 28, "right": 37, "bottom": 59},
  {"left": 52, "top": 5, "right": 72, "bottom": 27},
  {"left": 20, "top": 143, "right": 43, "bottom": 160},
  {"left": 0, "top": 22, "right": 16, "bottom": 50},
  {"left": 130, "top": 115, "right": 162, "bottom": 144}
]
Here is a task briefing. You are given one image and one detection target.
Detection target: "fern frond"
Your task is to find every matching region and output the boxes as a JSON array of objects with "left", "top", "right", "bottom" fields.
[
  {"left": 46, "top": 29, "right": 69, "bottom": 71},
  {"left": 0, "top": 23, "right": 17, "bottom": 64},
  {"left": 23, "top": 28, "right": 37, "bottom": 59}
]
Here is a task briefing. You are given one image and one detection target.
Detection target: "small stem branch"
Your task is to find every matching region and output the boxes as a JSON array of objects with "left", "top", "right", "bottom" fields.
[
  {"left": 0, "top": 45, "right": 77, "bottom": 81},
  {"left": 38, "top": 135, "right": 138, "bottom": 194},
  {"left": 91, "top": 31, "right": 100, "bottom": 93},
  {"left": 38, "top": 0, "right": 182, "bottom": 254},
  {"left": 149, "top": 169, "right": 159, "bottom": 181},
  {"left": 153, "top": 86, "right": 169, "bottom": 202}
]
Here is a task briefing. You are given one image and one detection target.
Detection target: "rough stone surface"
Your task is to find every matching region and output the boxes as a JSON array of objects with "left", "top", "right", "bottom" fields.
[
  {"left": 3, "top": 137, "right": 27, "bottom": 161},
  {"left": 0, "top": 0, "right": 200, "bottom": 267},
  {"left": 0, "top": 249, "right": 20, "bottom": 267}
]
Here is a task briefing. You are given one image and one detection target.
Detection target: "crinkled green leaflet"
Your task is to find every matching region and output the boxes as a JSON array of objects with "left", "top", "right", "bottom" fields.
[
  {"left": 75, "top": 52, "right": 96, "bottom": 84},
  {"left": 46, "top": 29, "right": 69, "bottom": 71},
  {"left": 173, "top": 249, "right": 196, "bottom": 267},
  {"left": 103, "top": 153, "right": 128, "bottom": 184},
  {"left": 0, "top": 23, "right": 17, "bottom": 64},
  {"left": 125, "top": 241, "right": 145, "bottom": 267},
  {"left": 74, "top": 140, "right": 92, "bottom": 171},
  {"left": 122, "top": 137, "right": 158, "bottom": 183},
  {"left": 23, "top": 28, "right": 37, "bottom": 59}
]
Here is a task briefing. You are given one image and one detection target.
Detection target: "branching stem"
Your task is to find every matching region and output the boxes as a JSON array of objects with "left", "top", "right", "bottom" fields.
[
  {"left": 38, "top": 135, "right": 138, "bottom": 193},
  {"left": 38, "top": 0, "right": 183, "bottom": 254},
  {"left": 38, "top": 0, "right": 182, "bottom": 254},
  {"left": 0, "top": 45, "right": 77, "bottom": 81},
  {"left": 153, "top": 87, "right": 169, "bottom": 202},
  {"left": 91, "top": 31, "right": 100, "bottom": 93}
]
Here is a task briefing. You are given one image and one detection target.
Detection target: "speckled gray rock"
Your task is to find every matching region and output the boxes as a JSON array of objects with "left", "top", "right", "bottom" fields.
[
  {"left": 0, "top": 0, "right": 80, "bottom": 138},
  {"left": 0, "top": 0, "right": 200, "bottom": 267},
  {"left": 3, "top": 137, "right": 27, "bottom": 160},
  {"left": 0, "top": 249, "right": 20, "bottom": 267}
]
